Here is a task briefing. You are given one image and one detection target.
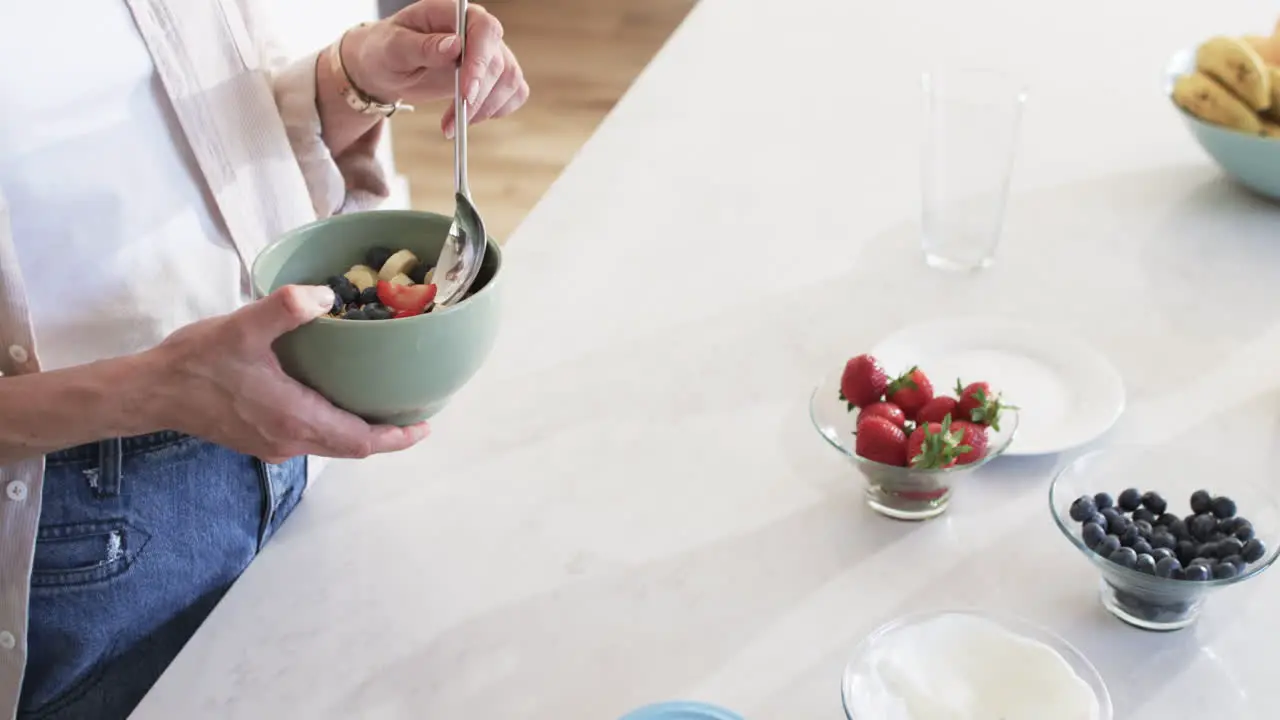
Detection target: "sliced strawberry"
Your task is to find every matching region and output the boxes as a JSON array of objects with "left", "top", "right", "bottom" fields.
[
  {"left": 954, "top": 379, "right": 1015, "bottom": 432},
  {"left": 915, "top": 396, "right": 958, "bottom": 425},
  {"left": 377, "top": 280, "right": 438, "bottom": 316},
  {"left": 860, "top": 402, "right": 906, "bottom": 429},
  {"left": 855, "top": 415, "right": 908, "bottom": 467},
  {"left": 839, "top": 354, "right": 889, "bottom": 410},
  {"left": 887, "top": 367, "right": 934, "bottom": 419},
  {"left": 906, "top": 416, "right": 970, "bottom": 469},
  {"left": 952, "top": 420, "right": 989, "bottom": 465}
]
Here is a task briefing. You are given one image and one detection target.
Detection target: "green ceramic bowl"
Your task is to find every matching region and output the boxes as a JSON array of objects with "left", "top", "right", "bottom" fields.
[
  {"left": 1165, "top": 46, "right": 1280, "bottom": 200},
  {"left": 251, "top": 210, "right": 503, "bottom": 426}
]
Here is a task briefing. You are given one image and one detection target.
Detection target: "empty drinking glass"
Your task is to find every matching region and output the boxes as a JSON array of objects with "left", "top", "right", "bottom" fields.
[{"left": 920, "top": 69, "right": 1029, "bottom": 271}]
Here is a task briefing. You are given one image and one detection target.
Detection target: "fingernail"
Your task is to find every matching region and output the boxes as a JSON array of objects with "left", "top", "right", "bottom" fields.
[
  {"left": 444, "top": 125, "right": 454, "bottom": 139},
  {"left": 305, "top": 285, "right": 336, "bottom": 309},
  {"left": 438, "top": 35, "right": 457, "bottom": 53},
  {"left": 409, "top": 423, "right": 431, "bottom": 441},
  {"left": 466, "top": 79, "right": 481, "bottom": 106}
]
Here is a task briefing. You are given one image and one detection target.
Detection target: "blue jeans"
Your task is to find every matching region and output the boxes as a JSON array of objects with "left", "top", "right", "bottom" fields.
[{"left": 17, "top": 432, "right": 307, "bottom": 719}]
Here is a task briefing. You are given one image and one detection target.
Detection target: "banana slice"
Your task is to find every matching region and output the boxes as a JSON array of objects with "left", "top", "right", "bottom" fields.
[
  {"left": 1196, "top": 36, "right": 1272, "bottom": 111},
  {"left": 423, "top": 267, "right": 435, "bottom": 286},
  {"left": 390, "top": 273, "right": 414, "bottom": 286},
  {"left": 1173, "top": 72, "right": 1262, "bottom": 134},
  {"left": 344, "top": 264, "right": 379, "bottom": 291},
  {"left": 377, "top": 249, "right": 420, "bottom": 282},
  {"left": 1269, "top": 67, "right": 1280, "bottom": 121}
]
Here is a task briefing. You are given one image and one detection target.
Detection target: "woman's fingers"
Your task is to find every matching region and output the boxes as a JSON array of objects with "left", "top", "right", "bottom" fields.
[{"left": 471, "top": 46, "right": 528, "bottom": 123}]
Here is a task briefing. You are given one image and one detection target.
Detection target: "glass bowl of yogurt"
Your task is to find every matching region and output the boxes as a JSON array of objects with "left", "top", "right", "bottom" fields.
[
  {"left": 841, "top": 610, "right": 1112, "bottom": 720},
  {"left": 1050, "top": 448, "right": 1280, "bottom": 631}
]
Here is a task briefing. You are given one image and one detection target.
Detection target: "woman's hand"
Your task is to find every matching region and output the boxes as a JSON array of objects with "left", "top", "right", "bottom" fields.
[
  {"left": 342, "top": 1, "right": 530, "bottom": 138},
  {"left": 0, "top": 286, "right": 428, "bottom": 466},
  {"left": 149, "top": 285, "right": 430, "bottom": 464}
]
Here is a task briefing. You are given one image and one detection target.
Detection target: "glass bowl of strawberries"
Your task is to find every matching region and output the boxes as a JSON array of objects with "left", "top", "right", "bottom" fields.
[{"left": 810, "top": 353, "right": 1019, "bottom": 520}]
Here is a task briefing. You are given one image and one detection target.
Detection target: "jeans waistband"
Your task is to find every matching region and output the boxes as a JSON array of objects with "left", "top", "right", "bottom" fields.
[{"left": 46, "top": 431, "right": 190, "bottom": 464}]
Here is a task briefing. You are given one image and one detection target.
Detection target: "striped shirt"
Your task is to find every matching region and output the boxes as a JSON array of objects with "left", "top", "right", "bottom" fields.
[{"left": 0, "top": 1, "right": 389, "bottom": 716}]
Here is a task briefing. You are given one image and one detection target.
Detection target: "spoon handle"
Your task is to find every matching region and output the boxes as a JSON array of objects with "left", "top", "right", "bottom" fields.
[{"left": 453, "top": 0, "right": 470, "bottom": 200}]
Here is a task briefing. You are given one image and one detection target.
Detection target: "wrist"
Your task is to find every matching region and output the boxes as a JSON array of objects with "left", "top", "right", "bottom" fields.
[
  {"left": 105, "top": 351, "right": 173, "bottom": 437},
  {"left": 337, "top": 23, "right": 394, "bottom": 105}
]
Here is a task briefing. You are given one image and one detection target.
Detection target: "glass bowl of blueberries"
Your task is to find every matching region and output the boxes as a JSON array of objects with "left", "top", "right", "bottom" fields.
[{"left": 1050, "top": 448, "right": 1280, "bottom": 631}]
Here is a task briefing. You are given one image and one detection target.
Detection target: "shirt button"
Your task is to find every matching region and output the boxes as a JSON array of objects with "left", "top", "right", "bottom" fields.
[
  {"left": 0, "top": 632, "right": 14, "bottom": 650},
  {"left": 8, "top": 345, "right": 27, "bottom": 364},
  {"left": 5, "top": 481, "right": 26, "bottom": 502}
]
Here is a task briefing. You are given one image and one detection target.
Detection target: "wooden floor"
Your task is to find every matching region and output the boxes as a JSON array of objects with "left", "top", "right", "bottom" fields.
[{"left": 388, "top": 0, "right": 698, "bottom": 242}]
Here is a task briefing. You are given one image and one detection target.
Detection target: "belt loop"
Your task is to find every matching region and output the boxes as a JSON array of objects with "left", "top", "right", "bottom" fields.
[{"left": 93, "top": 437, "right": 124, "bottom": 498}]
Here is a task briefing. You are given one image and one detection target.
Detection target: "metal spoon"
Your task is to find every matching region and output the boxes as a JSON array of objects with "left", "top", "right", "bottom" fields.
[{"left": 432, "top": 0, "right": 487, "bottom": 308}]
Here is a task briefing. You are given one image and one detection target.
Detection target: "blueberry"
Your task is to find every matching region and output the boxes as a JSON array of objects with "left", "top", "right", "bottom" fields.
[
  {"left": 1167, "top": 518, "right": 1190, "bottom": 541},
  {"left": 1109, "top": 546, "right": 1139, "bottom": 569},
  {"left": 1151, "top": 547, "right": 1175, "bottom": 561},
  {"left": 1095, "top": 535, "right": 1121, "bottom": 557},
  {"left": 1217, "top": 517, "right": 1240, "bottom": 534},
  {"left": 1213, "top": 562, "right": 1238, "bottom": 580},
  {"left": 327, "top": 274, "right": 359, "bottom": 304},
  {"left": 1118, "top": 488, "right": 1143, "bottom": 512},
  {"left": 1120, "top": 524, "right": 1142, "bottom": 547},
  {"left": 1100, "top": 508, "right": 1124, "bottom": 534},
  {"left": 363, "top": 304, "right": 393, "bottom": 321},
  {"left": 1134, "top": 519, "right": 1154, "bottom": 538},
  {"left": 1176, "top": 540, "right": 1199, "bottom": 565},
  {"left": 1242, "top": 538, "right": 1267, "bottom": 563},
  {"left": 1139, "top": 491, "right": 1167, "bottom": 515},
  {"left": 1217, "top": 537, "right": 1244, "bottom": 559},
  {"left": 329, "top": 291, "right": 344, "bottom": 315},
  {"left": 1222, "top": 554, "right": 1247, "bottom": 574},
  {"left": 342, "top": 308, "right": 368, "bottom": 320},
  {"left": 1132, "top": 508, "right": 1157, "bottom": 525},
  {"left": 1183, "top": 564, "right": 1211, "bottom": 582},
  {"left": 1190, "top": 514, "right": 1217, "bottom": 541},
  {"left": 1132, "top": 539, "right": 1153, "bottom": 556},
  {"left": 1211, "top": 496, "right": 1237, "bottom": 519},
  {"left": 1094, "top": 492, "right": 1114, "bottom": 511},
  {"left": 359, "top": 286, "right": 379, "bottom": 305},
  {"left": 365, "top": 246, "right": 395, "bottom": 271},
  {"left": 1150, "top": 531, "right": 1177, "bottom": 551},
  {"left": 1235, "top": 522, "right": 1256, "bottom": 542},
  {"left": 1190, "top": 490, "right": 1213, "bottom": 515},
  {"left": 1171, "top": 566, "right": 1186, "bottom": 580},
  {"left": 1082, "top": 522, "right": 1107, "bottom": 549},
  {"left": 1070, "top": 495, "right": 1098, "bottom": 522},
  {"left": 1190, "top": 556, "right": 1218, "bottom": 568},
  {"left": 1156, "top": 512, "right": 1179, "bottom": 527},
  {"left": 408, "top": 262, "right": 430, "bottom": 285},
  {"left": 1086, "top": 511, "right": 1108, "bottom": 530},
  {"left": 1135, "top": 553, "right": 1157, "bottom": 574}
]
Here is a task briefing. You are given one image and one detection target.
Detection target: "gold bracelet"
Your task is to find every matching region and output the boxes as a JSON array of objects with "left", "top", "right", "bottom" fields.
[{"left": 327, "top": 23, "right": 414, "bottom": 118}]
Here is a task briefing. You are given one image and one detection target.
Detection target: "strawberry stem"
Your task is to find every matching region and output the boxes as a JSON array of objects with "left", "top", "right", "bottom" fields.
[{"left": 909, "top": 415, "right": 968, "bottom": 469}]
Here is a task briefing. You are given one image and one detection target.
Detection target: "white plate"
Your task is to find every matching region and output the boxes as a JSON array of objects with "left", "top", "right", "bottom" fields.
[{"left": 870, "top": 317, "right": 1126, "bottom": 456}]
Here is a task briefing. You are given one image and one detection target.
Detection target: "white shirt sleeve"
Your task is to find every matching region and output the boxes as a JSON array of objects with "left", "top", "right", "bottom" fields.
[{"left": 237, "top": 0, "right": 391, "bottom": 218}]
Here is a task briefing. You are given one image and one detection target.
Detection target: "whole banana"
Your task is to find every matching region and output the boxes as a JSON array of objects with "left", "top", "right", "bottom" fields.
[
  {"left": 1196, "top": 36, "right": 1272, "bottom": 111},
  {"left": 1172, "top": 71, "right": 1262, "bottom": 133}
]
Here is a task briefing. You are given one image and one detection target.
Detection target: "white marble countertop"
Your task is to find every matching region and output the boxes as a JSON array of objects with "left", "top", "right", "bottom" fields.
[{"left": 131, "top": 1, "right": 1280, "bottom": 718}]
